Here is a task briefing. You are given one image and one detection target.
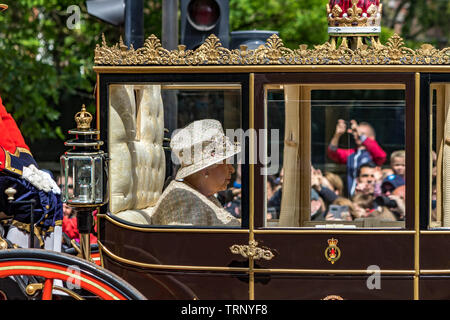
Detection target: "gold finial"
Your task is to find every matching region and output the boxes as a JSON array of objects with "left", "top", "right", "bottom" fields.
[
  {"left": 5, "top": 187, "right": 16, "bottom": 201},
  {"left": 0, "top": 4, "right": 7, "bottom": 11},
  {"left": 74, "top": 104, "right": 93, "bottom": 130}
]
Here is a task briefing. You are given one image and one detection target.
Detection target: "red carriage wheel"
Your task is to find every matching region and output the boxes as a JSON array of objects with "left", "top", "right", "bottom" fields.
[{"left": 0, "top": 249, "right": 146, "bottom": 300}]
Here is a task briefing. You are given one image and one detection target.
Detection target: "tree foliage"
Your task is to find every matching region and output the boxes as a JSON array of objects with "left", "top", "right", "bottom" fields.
[
  {"left": 0, "top": 0, "right": 447, "bottom": 147},
  {"left": 386, "top": 0, "right": 450, "bottom": 49},
  {"left": 229, "top": 0, "right": 329, "bottom": 49},
  {"left": 0, "top": 0, "right": 160, "bottom": 142}
]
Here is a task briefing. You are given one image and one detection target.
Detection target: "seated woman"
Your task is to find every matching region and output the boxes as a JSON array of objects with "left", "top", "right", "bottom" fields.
[{"left": 150, "top": 119, "right": 241, "bottom": 226}]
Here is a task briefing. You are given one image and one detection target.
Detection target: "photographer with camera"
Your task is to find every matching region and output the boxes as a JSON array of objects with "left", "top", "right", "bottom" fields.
[
  {"left": 327, "top": 119, "right": 386, "bottom": 196},
  {"left": 374, "top": 175, "right": 406, "bottom": 220},
  {"left": 311, "top": 166, "right": 339, "bottom": 205}
]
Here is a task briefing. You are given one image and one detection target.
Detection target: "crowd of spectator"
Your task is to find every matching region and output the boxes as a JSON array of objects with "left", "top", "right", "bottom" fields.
[
  {"left": 266, "top": 119, "right": 408, "bottom": 225},
  {"left": 54, "top": 117, "right": 437, "bottom": 228}
]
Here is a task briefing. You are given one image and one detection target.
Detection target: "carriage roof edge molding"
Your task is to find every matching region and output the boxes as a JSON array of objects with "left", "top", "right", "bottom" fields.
[
  {"left": 94, "top": 33, "right": 450, "bottom": 66},
  {"left": 94, "top": 0, "right": 449, "bottom": 67}
]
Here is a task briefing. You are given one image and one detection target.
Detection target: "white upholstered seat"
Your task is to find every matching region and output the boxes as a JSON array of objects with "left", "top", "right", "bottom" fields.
[{"left": 108, "top": 84, "right": 165, "bottom": 224}]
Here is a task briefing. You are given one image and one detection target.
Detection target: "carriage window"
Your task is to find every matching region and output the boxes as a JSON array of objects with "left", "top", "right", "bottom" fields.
[
  {"left": 430, "top": 83, "right": 450, "bottom": 228},
  {"left": 265, "top": 84, "right": 406, "bottom": 229},
  {"left": 108, "top": 83, "right": 242, "bottom": 227}
]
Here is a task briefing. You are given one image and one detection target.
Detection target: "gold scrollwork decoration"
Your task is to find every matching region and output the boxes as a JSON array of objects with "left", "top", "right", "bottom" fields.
[
  {"left": 95, "top": 33, "right": 450, "bottom": 66},
  {"left": 230, "top": 240, "right": 275, "bottom": 261}
]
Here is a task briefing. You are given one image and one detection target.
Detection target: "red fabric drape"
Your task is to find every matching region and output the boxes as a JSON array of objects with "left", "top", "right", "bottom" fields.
[{"left": 0, "top": 96, "right": 29, "bottom": 153}]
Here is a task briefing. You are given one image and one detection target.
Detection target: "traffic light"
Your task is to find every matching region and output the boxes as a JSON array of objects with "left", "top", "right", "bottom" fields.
[
  {"left": 86, "top": 0, "right": 144, "bottom": 48},
  {"left": 230, "top": 30, "right": 279, "bottom": 50},
  {"left": 180, "top": 0, "right": 229, "bottom": 50}
]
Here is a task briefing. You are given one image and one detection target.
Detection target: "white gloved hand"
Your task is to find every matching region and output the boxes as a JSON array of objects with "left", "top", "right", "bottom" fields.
[{"left": 22, "top": 165, "right": 61, "bottom": 195}]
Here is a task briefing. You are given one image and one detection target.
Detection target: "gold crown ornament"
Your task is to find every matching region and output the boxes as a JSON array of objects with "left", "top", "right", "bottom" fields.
[
  {"left": 327, "top": 238, "right": 338, "bottom": 246},
  {"left": 0, "top": 4, "right": 8, "bottom": 11},
  {"left": 74, "top": 104, "right": 93, "bottom": 130},
  {"left": 327, "top": 0, "right": 382, "bottom": 35}
]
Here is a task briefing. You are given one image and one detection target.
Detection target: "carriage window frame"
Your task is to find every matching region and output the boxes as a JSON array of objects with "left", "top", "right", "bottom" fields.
[
  {"left": 264, "top": 83, "right": 407, "bottom": 229},
  {"left": 426, "top": 75, "right": 450, "bottom": 230},
  {"left": 253, "top": 72, "right": 416, "bottom": 231},
  {"left": 98, "top": 73, "right": 251, "bottom": 230}
]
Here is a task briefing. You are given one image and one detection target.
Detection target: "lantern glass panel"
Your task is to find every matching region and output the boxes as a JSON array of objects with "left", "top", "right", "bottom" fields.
[
  {"left": 60, "top": 153, "right": 105, "bottom": 205},
  {"left": 94, "top": 155, "right": 103, "bottom": 203},
  {"left": 72, "top": 157, "right": 94, "bottom": 204}
]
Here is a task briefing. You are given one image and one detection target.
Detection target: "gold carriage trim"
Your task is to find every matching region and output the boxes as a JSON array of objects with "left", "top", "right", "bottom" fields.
[
  {"left": 95, "top": 33, "right": 450, "bottom": 66},
  {"left": 3, "top": 147, "right": 33, "bottom": 176},
  {"left": 230, "top": 240, "right": 275, "bottom": 261}
]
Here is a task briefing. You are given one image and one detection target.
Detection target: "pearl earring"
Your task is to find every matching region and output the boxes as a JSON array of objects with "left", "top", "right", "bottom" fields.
[{"left": 205, "top": 174, "right": 209, "bottom": 179}]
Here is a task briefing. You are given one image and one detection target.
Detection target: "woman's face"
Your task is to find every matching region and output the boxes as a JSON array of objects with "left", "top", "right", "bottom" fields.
[{"left": 205, "top": 163, "right": 235, "bottom": 193}]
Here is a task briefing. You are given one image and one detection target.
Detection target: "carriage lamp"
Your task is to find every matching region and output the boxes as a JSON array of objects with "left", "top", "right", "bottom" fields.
[
  {"left": 60, "top": 104, "right": 108, "bottom": 206},
  {"left": 60, "top": 104, "right": 108, "bottom": 260}
]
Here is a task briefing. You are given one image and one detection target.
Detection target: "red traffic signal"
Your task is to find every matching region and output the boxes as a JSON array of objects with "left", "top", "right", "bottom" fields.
[{"left": 187, "top": 0, "right": 220, "bottom": 31}]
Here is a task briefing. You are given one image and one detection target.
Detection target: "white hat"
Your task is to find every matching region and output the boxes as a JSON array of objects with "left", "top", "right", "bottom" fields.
[{"left": 171, "top": 119, "right": 241, "bottom": 180}]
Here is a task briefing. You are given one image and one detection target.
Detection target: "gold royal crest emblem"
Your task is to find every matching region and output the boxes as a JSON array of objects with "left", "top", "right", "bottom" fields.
[{"left": 324, "top": 238, "right": 341, "bottom": 264}]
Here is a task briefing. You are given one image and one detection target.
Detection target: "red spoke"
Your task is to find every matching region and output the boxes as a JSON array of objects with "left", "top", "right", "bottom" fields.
[{"left": 42, "top": 279, "right": 53, "bottom": 300}]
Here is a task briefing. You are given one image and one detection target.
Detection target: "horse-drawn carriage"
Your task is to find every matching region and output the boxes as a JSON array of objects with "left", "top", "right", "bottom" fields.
[{"left": 1, "top": 0, "right": 450, "bottom": 300}]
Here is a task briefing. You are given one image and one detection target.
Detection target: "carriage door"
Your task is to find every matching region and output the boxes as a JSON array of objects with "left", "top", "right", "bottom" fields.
[
  {"left": 419, "top": 74, "right": 450, "bottom": 299},
  {"left": 98, "top": 73, "right": 253, "bottom": 300},
  {"left": 250, "top": 72, "right": 417, "bottom": 299}
]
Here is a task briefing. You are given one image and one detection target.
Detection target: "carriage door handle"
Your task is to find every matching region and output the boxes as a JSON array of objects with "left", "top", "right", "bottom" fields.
[{"left": 230, "top": 240, "right": 275, "bottom": 261}]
